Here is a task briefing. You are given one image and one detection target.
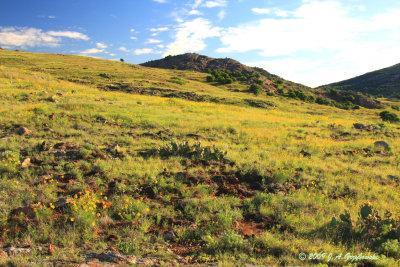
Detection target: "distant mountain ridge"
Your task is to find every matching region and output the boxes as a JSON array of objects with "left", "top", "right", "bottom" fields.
[{"left": 324, "top": 63, "right": 400, "bottom": 97}]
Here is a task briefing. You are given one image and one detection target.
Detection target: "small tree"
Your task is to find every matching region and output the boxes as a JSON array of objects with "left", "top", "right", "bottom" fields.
[
  {"left": 250, "top": 84, "right": 262, "bottom": 96},
  {"left": 206, "top": 75, "right": 215, "bottom": 82},
  {"left": 120, "top": 58, "right": 124, "bottom": 62}
]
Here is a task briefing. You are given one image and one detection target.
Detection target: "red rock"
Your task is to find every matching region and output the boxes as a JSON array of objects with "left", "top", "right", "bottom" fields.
[
  {"left": 17, "top": 127, "right": 32, "bottom": 135},
  {"left": 21, "top": 158, "right": 31, "bottom": 168}
]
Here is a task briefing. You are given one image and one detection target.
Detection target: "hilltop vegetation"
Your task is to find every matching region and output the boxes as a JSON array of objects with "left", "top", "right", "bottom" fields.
[
  {"left": 141, "top": 53, "right": 383, "bottom": 110},
  {"left": 0, "top": 49, "right": 400, "bottom": 266},
  {"left": 323, "top": 62, "right": 400, "bottom": 98}
]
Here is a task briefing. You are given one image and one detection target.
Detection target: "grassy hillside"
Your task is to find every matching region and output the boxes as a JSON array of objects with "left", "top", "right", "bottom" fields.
[
  {"left": 324, "top": 63, "right": 400, "bottom": 98},
  {"left": 1, "top": 49, "right": 400, "bottom": 266}
]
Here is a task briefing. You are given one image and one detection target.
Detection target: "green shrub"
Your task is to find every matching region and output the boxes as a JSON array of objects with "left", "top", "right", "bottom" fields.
[
  {"left": 391, "top": 105, "right": 400, "bottom": 111},
  {"left": 206, "top": 75, "right": 215, "bottom": 82},
  {"left": 150, "top": 141, "right": 227, "bottom": 161},
  {"left": 379, "top": 111, "right": 399, "bottom": 122},
  {"left": 250, "top": 83, "right": 263, "bottom": 96},
  {"left": 207, "top": 230, "right": 248, "bottom": 253},
  {"left": 330, "top": 203, "right": 400, "bottom": 252},
  {"left": 316, "top": 97, "right": 331, "bottom": 105}
]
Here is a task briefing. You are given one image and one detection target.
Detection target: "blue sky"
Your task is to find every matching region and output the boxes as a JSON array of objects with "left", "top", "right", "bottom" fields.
[{"left": 1, "top": 0, "right": 400, "bottom": 87}]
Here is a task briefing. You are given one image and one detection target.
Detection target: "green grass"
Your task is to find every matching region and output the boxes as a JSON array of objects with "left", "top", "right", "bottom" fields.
[{"left": 0, "top": 49, "right": 400, "bottom": 266}]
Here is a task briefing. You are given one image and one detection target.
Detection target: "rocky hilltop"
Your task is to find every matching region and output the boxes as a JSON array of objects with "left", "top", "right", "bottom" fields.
[{"left": 141, "top": 53, "right": 277, "bottom": 79}]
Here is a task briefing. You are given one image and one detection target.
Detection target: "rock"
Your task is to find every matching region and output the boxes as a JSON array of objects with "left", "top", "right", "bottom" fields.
[
  {"left": 300, "top": 149, "right": 311, "bottom": 158},
  {"left": 48, "top": 95, "right": 58, "bottom": 103},
  {"left": 222, "top": 157, "right": 235, "bottom": 166},
  {"left": 353, "top": 123, "right": 367, "bottom": 129},
  {"left": 388, "top": 175, "right": 399, "bottom": 182},
  {"left": 48, "top": 244, "right": 56, "bottom": 256},
  {"left": 82, "top": 249, "right": 138, "bottom": 264},
  {"left": 48, "top": 113, "right": 56, "bottom": 120},
  {"left": 17, "top": 127, "right": 32, "bottom": 135},
  {"left": 2, "top": 246, "right": 33, "bottom": 256},
  {"left": 163, "top": 231, "right": 176, "bottom": 241},
  {"left": 73, "top": 125, "right": 86, "bottom": 130},
  {"left": 21, "top": 158, "right": 31, "bottom": 168},
  {"left": 374, "top": 141, "right": 390, "bottom": 151},
  {"left": 56, "top": 197, "right": 72, "bottom": 208},
  {"left": 39, "top": 141, "right": 49, "bottom": 151},
  {"left": 353, "top": 123, "right": 376, "bottom": 131}
]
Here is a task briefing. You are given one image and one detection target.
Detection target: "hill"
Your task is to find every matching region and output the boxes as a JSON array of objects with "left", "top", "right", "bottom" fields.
[
  {"left": 141, "top": 53, "right": 276, "bottom": 78},
  {"left": 141, "top": 53, "right": 383, "bottom": 109},
  {"left": 323, "top": 63, "right": 400, "bottom": 97},
  {"left": 0, "top": 49, "right": 400, "bottom": 266}
]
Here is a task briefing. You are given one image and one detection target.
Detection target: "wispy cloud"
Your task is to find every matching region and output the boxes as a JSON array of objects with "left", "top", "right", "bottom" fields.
[
  {"left": 204, "top": 0, "right": 226, "bottom": 8},
  {"left": 150, "top": 27, "right": 169, "bottom": 32},
  {"left": 218, "top": 10, "right": 226, "bottom": 20},
  {"left": 134, "top": 48, "right": 154, "bottom": 55},
  {"left": 0, "top": 27, "right": 89, "bottom": 48},
  {"left": 146, "top": 38, "right": 162, "bottom": 44},
  {"left": 96, "top": 42, "right": 107, "bottom": 49},
  {"left": 188, "top": 10, "right": 202, "bottom": 15},
  {"left": 251, "top": 8, "right": 270, "bottom": 15},
  {"left": 163, "top": 18, "right": 221, "bottom": 56},
  {"left": 80, "top": 48, "right": 104, "bottom": 55},
  {"left": 47, "top": 31, "right": 89, "bottom": 40},
  {"left": 153, "top": 0, "right": 167, "bottom": 3},
  {"left": 118, "top": 46, "right": 129, "bottom": 52}
]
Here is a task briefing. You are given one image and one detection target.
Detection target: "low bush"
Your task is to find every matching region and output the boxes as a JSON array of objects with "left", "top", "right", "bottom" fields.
[{"left": 379, "top": 111, "right": 399, "bottom": 122}]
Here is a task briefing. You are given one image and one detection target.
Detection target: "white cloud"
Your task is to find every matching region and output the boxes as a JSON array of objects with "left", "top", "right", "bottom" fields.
[
  {"left": 48, "top": 15, "right": 56, "bottom": 19},
  {"left": 130, "top": 28, "right": 135, "bottom": 32},
  {"left": 204, "top": 0, "right": 226, "bottom": 8},
  {"left": 109, "top": 53, "right": 116, "bottom": 56},
  {"left": 192, "top": 0, "right": 203, "bottom": 9},
  {"left": 134, "top": 48, "right": 154, "bottom": 55},
  {"left": 0, "top": 27, "right": 89, "bottom": 48},
  {"left": 47, "top": 31, "right": 89, "bottom": 40},
  {"left": 146, "top": 38, "right": 162, "bottom": 44},
  {"left": 228, "top": 1, "right": 400, "bottom": 86},
  {"left": 153, "top": 0, "right": 167, "bottom": 3},
  {"left": 218, "top": 10, "right": 226, "bottom": 20},
  {"left": 188, "top": 10, "right": 202, "bottom": 15},
  {"left": 130, "top": 36, "right": 137, "bottom": 40},
  {"left": 118, "top": 46, "right": 129, "bottom": 52},
  {"left": 157, "top": 44, "right": 165, "bottom": 48},
  {"left": 163, "top": 18, "right": 221, "bottom": 56},
  {"left": 96, "top": 42, "right": 107, "bottom": 49},
  {"left": 80, "top": 48, "right": 104, "bottom": 55},
  {"left": 150, "top": 27, "right": 169, "bottom": 32},
  {"left": 251, "top": 8, "right": 271, "bottom": 14}
]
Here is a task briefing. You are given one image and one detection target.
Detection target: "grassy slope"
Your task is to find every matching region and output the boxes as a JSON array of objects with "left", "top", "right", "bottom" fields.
[
  {"left": 0, "top": 49, "right": 400, "bottom": 266},
  {"left": 325, "top": 63, "right": 400, "bottom": 97}
]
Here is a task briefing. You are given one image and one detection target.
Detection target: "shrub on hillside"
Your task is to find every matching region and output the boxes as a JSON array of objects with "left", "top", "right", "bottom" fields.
[
  {"left": 379, "top": 111, "right": 400, "bottom": 122},
  {"left": 329, "top": 203, "right": 400, "bottom": 256},
  {"left": 250, "top": 83, "right": 263, "bottom": 96},
  {"left": 316, "top": 97, "right": 331, "bottom": 105}
]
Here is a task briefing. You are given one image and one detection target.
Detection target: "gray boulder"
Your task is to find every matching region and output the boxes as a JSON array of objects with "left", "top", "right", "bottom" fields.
[{"left": 374, "top": 141, "right": 390, "bottom": 151}]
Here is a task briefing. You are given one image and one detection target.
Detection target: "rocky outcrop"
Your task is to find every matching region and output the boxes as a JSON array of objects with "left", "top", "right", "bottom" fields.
[{"left": 140, "top": 53, "right": 277, "bottom": 78}]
